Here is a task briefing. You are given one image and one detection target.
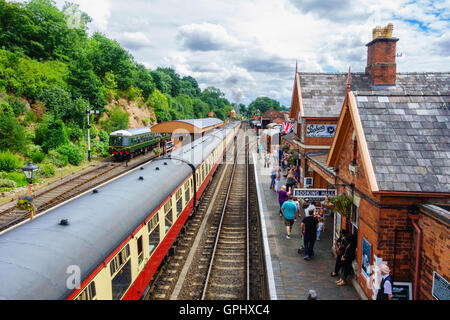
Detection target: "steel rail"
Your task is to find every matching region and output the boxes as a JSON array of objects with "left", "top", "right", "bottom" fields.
[{"left": 201, "top": 140, "right": 244, "bottom": 300}]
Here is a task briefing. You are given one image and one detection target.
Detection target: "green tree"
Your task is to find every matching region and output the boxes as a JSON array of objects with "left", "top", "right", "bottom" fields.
[
  {"left": 248, "top": 96, "right": 281, "bottom": 114},
  {"left": 0, "top": 104, "right": 27, "bottom": 153},
  {"left": 102, "top": 105, "right": 129, "bottom": 133},
  {"left": 39, "top": 86, "right": 72, "bottom": 119},
  {"left": 180, "top": 76, "right": 200, "bottom": 97},
  {"left": 147, "top": 89, "right": 170, "bottom": 122},
  {"left": 41, "top": 119, "right": 69, "bottom": 152},
  {"left": 156, "top": 67, "right": 181, "bottom": 97},
  {"left": 150, "top": 70, "right": 172, "bottom": 95},
  {"left": 67, "top": 52, "right": 107, "bottom": 109},
  {"left": 193, "top": 98, "right": 209, "bottom": 118}
]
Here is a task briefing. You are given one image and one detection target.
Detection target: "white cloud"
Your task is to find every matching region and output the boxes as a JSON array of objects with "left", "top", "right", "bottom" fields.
[
  {"left": 54, "top": 0, "right": 450, "bottom": 106},
  {"left": 177, "top": 23, "right": 243, "bottom": 51},
  {"left": 112, "top": 32, "right": 152, "bottom": 51}
]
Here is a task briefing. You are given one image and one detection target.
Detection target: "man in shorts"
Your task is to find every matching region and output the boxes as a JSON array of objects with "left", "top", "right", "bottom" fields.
[{"left": 281, "top": 195, "right": 298, "bottom": 239}]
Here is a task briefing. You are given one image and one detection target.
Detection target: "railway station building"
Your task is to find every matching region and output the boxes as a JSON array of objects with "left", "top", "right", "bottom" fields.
[
  {"left": 283, "top": 24, "right": 450, "bottom": 300},
  {"left": 150, "top": 118, "right": 224, "bottom": 149}
]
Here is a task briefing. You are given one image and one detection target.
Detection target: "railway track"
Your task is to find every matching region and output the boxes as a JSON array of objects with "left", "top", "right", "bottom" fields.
[
  {"left": 146, "top": 123, "right": 268, "bottom": 300},
  {"left": 0, "top": 152, "right": 160, "bottom": 232}
]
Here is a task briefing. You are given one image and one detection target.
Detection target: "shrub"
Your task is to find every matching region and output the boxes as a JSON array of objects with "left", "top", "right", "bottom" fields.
[
  {"left": 0, "top": 151, "right": 22, "bottom": 172},
  {"left": 66, "top": 122, "right": 84, "bottom": 142},
  {"left": 5, "top": 172, "right": 29, "bottom": 187},
  {"left": 38, "top": 163, "right": 55, "bottom": 177},
  {"left": 41, "top": 119, "right": 70, "bottom": 152},
  {"left": 0, "top": 178, "right": 17, "bottom": 189},
  {"left": 91, "top": 140, "right": 109, "bottom": 157},
  {"left": 99, "top": 130, "right": 109, "bottom": 143},
  {"left": 0, "top": 105, "right": 28, "bottom": 153},
  {"left": 47, "top": 150, "right": 68, "bottom": 168},
  {"left": 25, "top": 145, "right": 42, "bottom": 158},
  {"left": 57, "top": 143, "right": 83, "bottom": 166},
  {"left": 32, "top": 151, "right": 46, "bottom": 163},
  {"left": 8, "top": 96, "right": 27, "bottom": 116}
]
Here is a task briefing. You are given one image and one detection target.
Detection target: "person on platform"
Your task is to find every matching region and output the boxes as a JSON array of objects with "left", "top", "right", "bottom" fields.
[
  {"left": 336, "top": 233, "right": 356, "bottom": 286},
  {"left": 285, "top": 171, "right": 298, "bottom": 194},
  {"left": 274, "top": 168, "right": 281, "bottom": 192},
  {"left": 316, "top": 217, "right": 325, "bottom": 240},
  {"left": 264, "top": 151, "right": 271, "bottom": 168},
  {"left": 270, "top": 166, "right": 278, "bottom": 190},
  {"left": 301, "top": 211, "right": 319, "bottom": 260},
  {"left": 278, "top": 185, "right": 289, "bottom": 217},
  {"left": 376, "top": 264, "right": 393, "bottom": 300},
  {"left": 281, "top": 195, "right": 298, "bottom": 239},
  {"left": 331, "top": 229, "right": 349, "bottom": 278}
]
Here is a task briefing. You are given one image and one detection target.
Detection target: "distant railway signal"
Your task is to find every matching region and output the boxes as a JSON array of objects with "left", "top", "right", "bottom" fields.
[{"left": 86, "top": 107, "right": 100, "bottom": 162}]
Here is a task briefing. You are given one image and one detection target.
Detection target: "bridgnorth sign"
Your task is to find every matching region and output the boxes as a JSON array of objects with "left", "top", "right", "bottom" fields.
[{"left": 293, "top": 189, "right": 337, "bottom": 198}]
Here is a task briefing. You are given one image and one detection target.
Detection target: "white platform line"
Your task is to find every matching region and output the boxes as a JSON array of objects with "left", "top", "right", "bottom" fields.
[{"left": 252, "top": 152, "right": 278, "bottom": 300}]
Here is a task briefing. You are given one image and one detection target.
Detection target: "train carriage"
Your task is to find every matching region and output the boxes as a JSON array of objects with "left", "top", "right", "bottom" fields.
[
  {"left": 109, "top": 127, "right": 171, "bottom": 160},
  {"left": 0, "top": 121, "right": 240, "bottom": 300}
]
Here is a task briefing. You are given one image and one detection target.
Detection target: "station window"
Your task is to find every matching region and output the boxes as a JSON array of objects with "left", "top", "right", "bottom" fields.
[
  {"left": 164, "top": 199, "right": 173, "bottom": 232},
  {"left": 148, "top": 214, "right": 159, "bottom": 255},
  {"left": 176, "top": 188, "right": 183, "bottom": 217},
  {"left": 74, "top": 281, "right": 96, "bottom": 300}
]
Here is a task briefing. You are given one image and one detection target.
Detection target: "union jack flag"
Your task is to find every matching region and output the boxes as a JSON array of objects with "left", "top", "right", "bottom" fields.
[{"left": 282, "top": 122, "right": 294, "bottom": 134}]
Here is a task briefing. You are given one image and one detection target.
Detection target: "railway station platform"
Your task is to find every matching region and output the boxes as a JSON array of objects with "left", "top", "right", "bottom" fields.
[{"left": 250, "top": 144, "right": 362, "bottom": 300}]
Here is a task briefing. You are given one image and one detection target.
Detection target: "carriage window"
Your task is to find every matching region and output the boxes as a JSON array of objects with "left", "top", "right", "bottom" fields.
[
  {"left": 164, "top": 199, "right": 173, "bottom": 232},
  {"left": 176, "top": 188, "right": 183, "bottom": 217},
  {"left": 184, "top": 181, "right": 190, "bottom": 206},
  {"left": 148, "top": 214, "right": 159, "bottom": 255},
  {"left": 75, "top": 281, "right": 96, "bottom": 300},
  {"left": 137, "top": 235, "right": 143, "bottom": 265},
  {"left": 111, "top": 137, "right": 122, "bottom": 146},
  {"left": 110, "top": 244, "right": 131, "bottom": 277}
]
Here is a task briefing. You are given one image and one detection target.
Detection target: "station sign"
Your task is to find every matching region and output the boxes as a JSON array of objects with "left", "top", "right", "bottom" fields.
[{"left": 293, "top": 188, "right": 337, "bottom": 198}]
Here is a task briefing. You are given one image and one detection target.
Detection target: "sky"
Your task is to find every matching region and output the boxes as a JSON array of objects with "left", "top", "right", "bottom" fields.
[{"left": 53, "top": 0, "right": 450, "bottom": 107}]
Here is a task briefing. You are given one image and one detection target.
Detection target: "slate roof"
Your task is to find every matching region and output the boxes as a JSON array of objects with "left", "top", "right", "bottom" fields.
[
  {"left": 178, "top": 118, "right": 223, "bottom": 129},
  {"left": 355, "top": 73, "right": 450, "bottom": 193},
  {"left": 299, "top": 72, "right": 372, "bottom": 117}
]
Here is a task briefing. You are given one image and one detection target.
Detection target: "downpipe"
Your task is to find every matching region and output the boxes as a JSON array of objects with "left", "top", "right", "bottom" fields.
[{"left": 408, "top": 212, "right": 422, "bottom": 300}]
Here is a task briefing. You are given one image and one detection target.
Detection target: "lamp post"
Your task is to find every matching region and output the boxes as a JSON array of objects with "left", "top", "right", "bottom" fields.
[{"left": 22, "top": 161, "right": 39, "bottom": 220}]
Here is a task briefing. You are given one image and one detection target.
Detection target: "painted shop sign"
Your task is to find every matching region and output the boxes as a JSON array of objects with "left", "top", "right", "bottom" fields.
[
  {"left": 432, "top": 271, "right": 450, "bottom": 300},
  {"left": 306, "top": 124, "right": 336, "bottom": 137},
  {"left": 293, "top": 188, "right": 337, "bottom": 198},
  {"left": 361, "top": 238, "right": 371, "bottom": 279}
]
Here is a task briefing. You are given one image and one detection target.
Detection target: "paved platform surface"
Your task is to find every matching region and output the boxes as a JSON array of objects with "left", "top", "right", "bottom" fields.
[{"left": 252, "top": 149, "right": 360, "bottom": 300}]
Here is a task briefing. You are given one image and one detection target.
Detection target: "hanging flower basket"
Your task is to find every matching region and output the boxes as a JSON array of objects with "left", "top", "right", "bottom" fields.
[
  {"left": 153, "top": 148, "right": 162, "bottom": 158},
  {"left": 16, "top": 195, "right": 35, "bottom": 212},
  {"left": 330, "top": 193, "right": 352, "bottom": 218}
]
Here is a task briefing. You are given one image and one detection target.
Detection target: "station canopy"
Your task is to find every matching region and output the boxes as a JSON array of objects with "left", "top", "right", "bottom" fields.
[{"left": 149, "top": 118, "right": 224, "bottom": 134}]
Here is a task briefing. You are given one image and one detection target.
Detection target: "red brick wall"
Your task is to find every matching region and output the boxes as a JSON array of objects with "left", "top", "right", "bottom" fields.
[
  {"left": 365, "top": 38, "right": 397, "bottom": 84},
  {"left": 415, "top": 209, "right": 450, "bottom": 300}
]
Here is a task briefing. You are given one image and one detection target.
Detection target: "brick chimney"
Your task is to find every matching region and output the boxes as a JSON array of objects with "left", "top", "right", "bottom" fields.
[{"left": 365, "top": 23, "right": 399, "bottom": 85}]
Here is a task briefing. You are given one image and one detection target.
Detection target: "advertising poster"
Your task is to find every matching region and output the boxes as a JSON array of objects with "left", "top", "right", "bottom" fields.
[
  {"left": 334, "top": 212, "right": 341, "bottom": 242},
  {"left": 362, "top": 238, "right": 371, "bottom": 279}
]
